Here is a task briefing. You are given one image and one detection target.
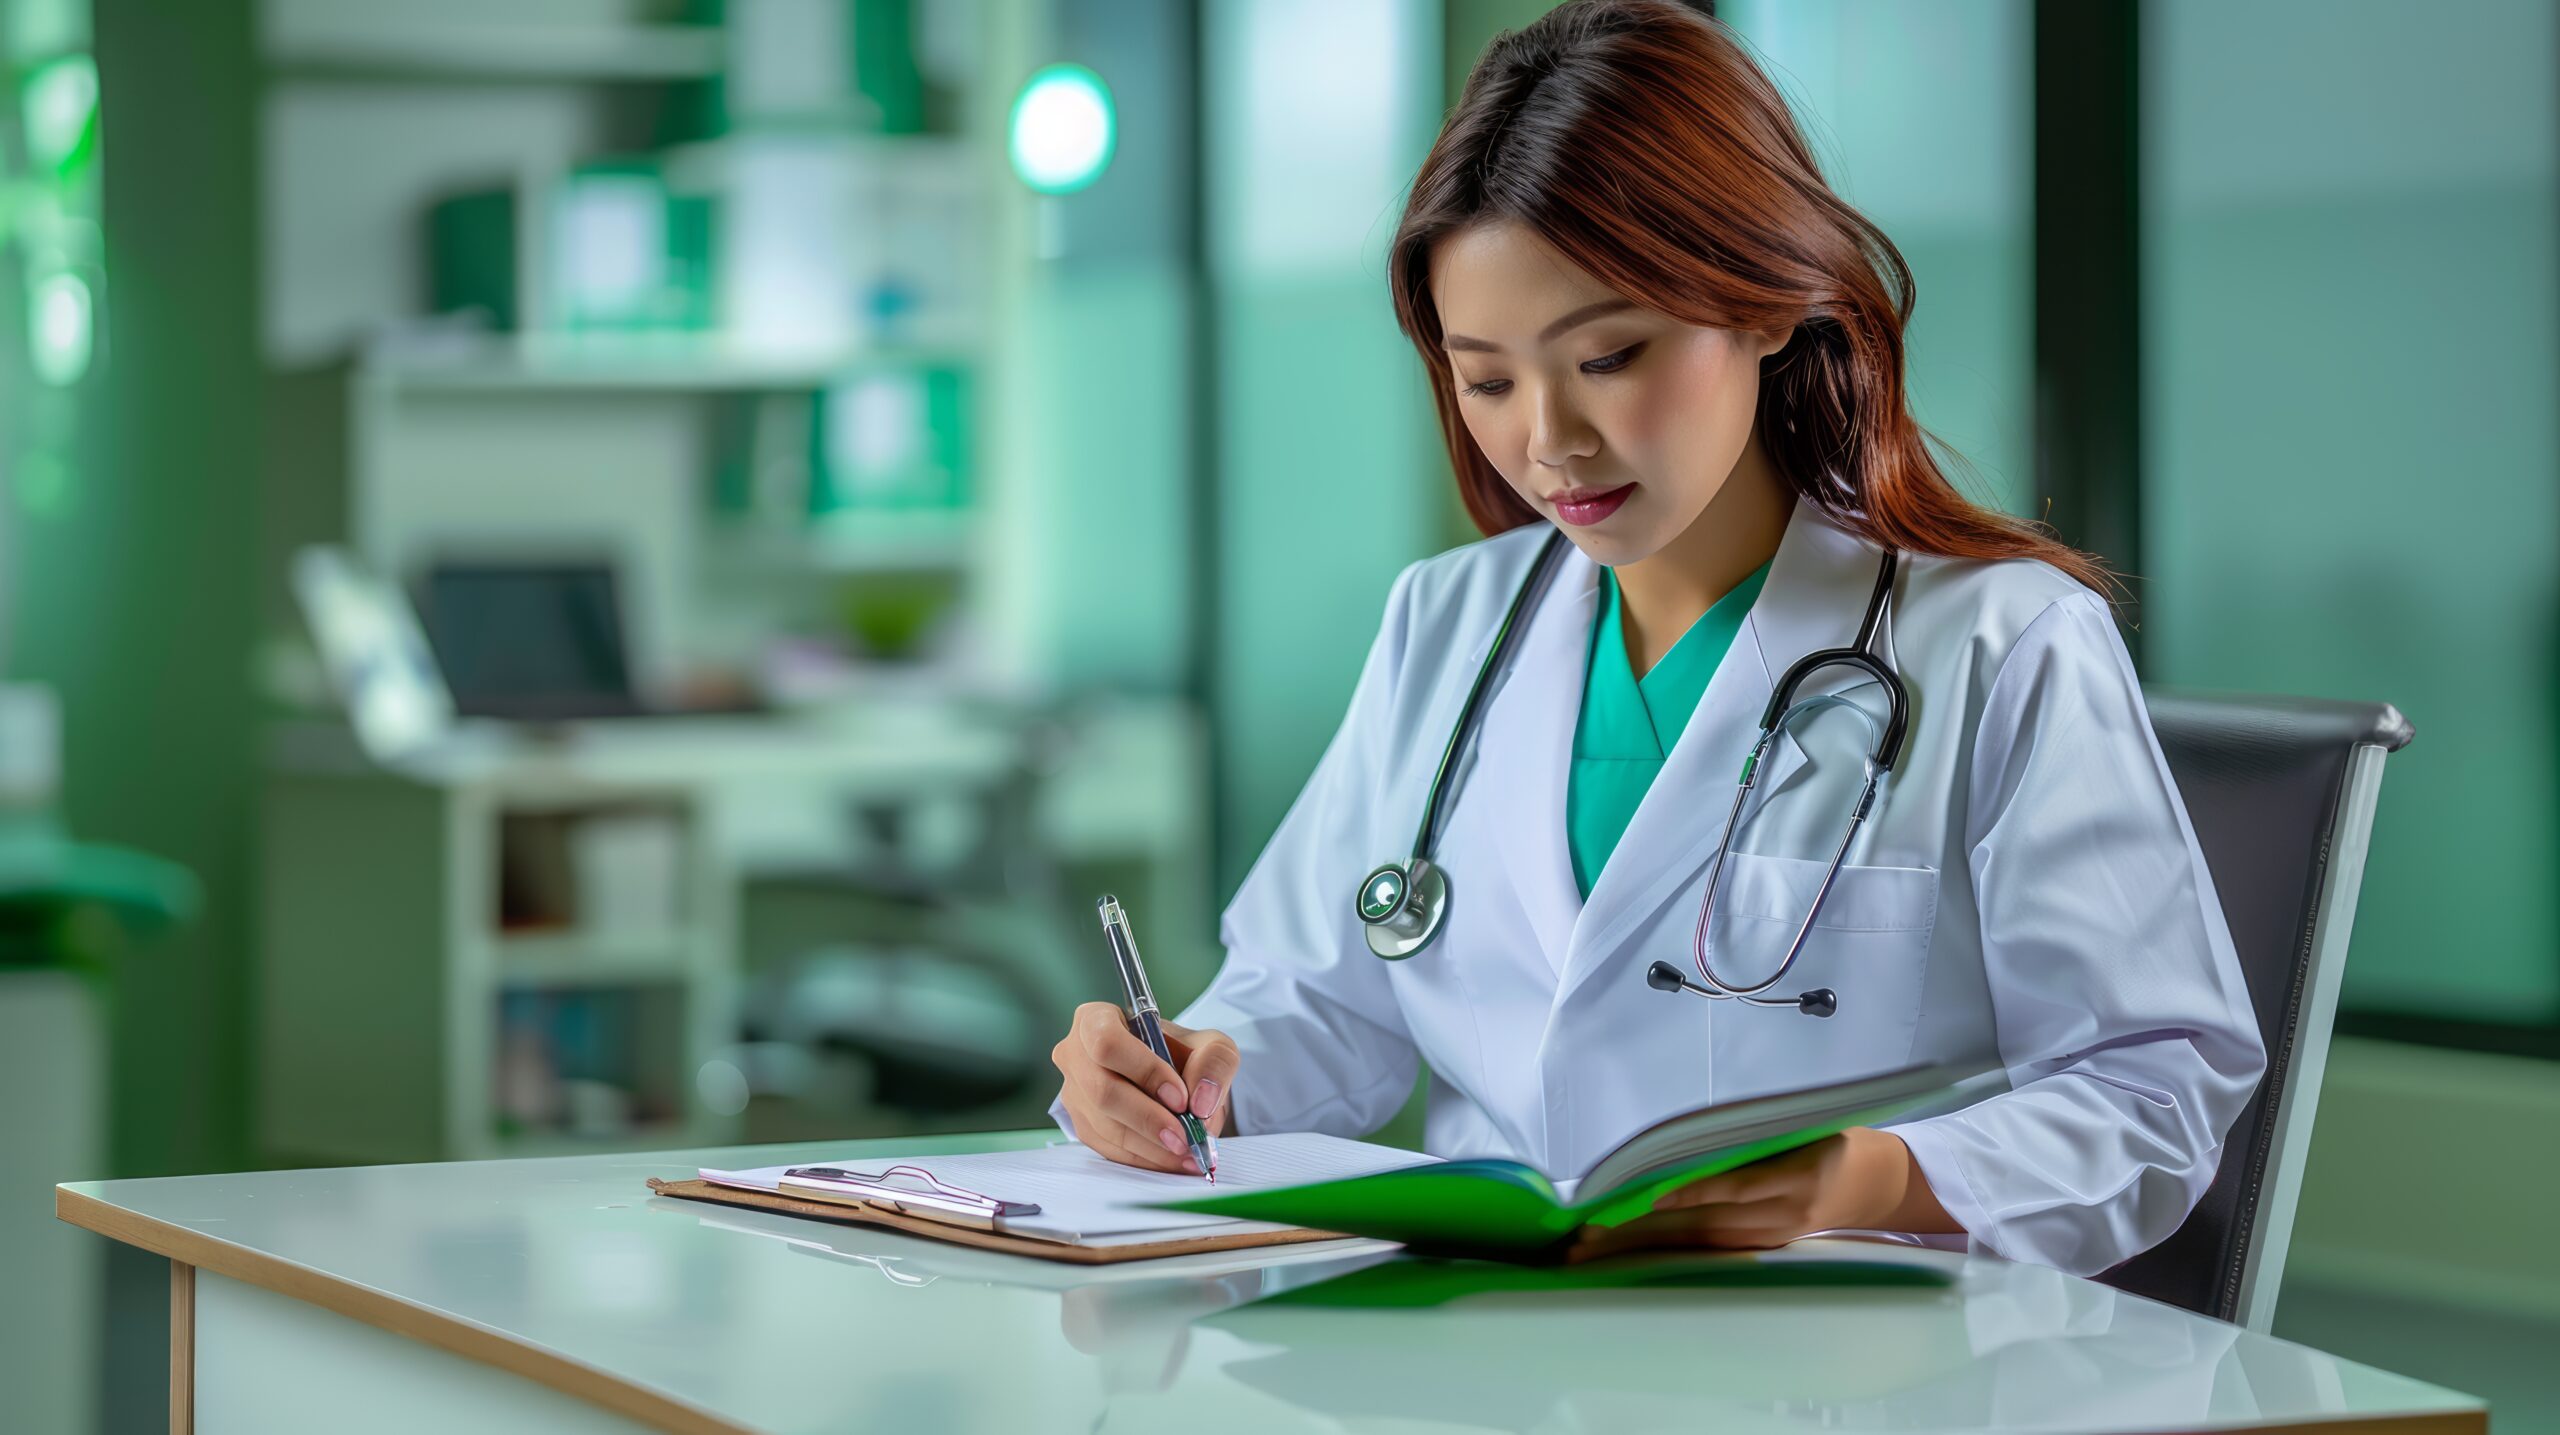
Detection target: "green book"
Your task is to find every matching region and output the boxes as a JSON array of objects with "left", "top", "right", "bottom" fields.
[{"left": 1150, "top": 1058, "right": 2001, "bottom": 1261}]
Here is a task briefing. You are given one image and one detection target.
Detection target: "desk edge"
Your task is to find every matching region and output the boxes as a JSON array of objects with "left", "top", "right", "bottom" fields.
[
  {"left": 56, "top": 1185, "right": 749, "bottom": 1435},
  {"left": 54, "top": 1185, "right": 2488, "bottom": 1435}
]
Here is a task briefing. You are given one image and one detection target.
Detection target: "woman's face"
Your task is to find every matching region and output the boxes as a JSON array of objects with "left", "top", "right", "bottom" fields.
[{"left": 1429, "top": 220, "right": 1790, "bottom": 567}]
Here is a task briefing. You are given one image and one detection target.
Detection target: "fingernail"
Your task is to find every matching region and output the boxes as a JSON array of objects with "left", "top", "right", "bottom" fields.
[
  {"left": 1191, "top": 1079, "right": 1222, "bottom": 1118},
  {"left": 1158, "top": 1128, "right": 1186, "bottom": 1155},
  {"left": 1157, "top": 1081, "right": 1184, "bottom": 1110}
]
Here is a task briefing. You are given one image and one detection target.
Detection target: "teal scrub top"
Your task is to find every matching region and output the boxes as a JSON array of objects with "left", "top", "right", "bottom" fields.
[{"left": 1566, "top": 559, "right": 1773, "bottom": 899}]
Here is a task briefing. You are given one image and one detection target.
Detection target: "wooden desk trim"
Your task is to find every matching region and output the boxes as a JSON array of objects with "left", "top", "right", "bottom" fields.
[
  {"left": 59, "top": 1187, "right": 745, "bottom": 1435},
  {"left": 2141, "top": 1422, "right": 2482, "bottom": 1435},
  {"left": 61, "top": 1185, "right": 2484, "bottom": 1435},
  {"left": 170, "top": 1261, "right": 194, "bottom": 1435}
]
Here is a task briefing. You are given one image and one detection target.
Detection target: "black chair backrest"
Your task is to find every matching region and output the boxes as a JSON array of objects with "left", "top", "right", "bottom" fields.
[{"left": 2098, "top": 690, "right": 2412, "bottom": 1323}]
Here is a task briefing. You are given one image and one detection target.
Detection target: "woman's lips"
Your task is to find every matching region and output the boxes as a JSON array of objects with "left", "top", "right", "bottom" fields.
[{"left": 1549, "top": 482, "right": 1636, "bottom": 527}]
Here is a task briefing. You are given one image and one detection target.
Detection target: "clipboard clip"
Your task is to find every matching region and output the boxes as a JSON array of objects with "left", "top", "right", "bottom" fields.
[{"left": 780, "top": 1164, "right": 1042, "bottom": 1226}]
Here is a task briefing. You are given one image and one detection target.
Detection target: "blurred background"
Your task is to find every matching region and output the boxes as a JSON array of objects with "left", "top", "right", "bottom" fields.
[{"left": 0, "top": 0, "right": 2551, "bottom": 1429}]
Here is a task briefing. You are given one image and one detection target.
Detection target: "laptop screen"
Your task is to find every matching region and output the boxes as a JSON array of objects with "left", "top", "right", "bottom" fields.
[{"left": 421, "top": 562, "right": 639, "bottom": 720}]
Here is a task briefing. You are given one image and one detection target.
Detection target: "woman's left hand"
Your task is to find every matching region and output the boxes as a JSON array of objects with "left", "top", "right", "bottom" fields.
[{"left": 1566, "top": 1126, "right": 1956, "bottom": 1262}]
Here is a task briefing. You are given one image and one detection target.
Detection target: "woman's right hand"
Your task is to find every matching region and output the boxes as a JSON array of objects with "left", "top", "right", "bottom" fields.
[{"left": 1052, "top": 1002, "right": 1239, "bottom": 1173}]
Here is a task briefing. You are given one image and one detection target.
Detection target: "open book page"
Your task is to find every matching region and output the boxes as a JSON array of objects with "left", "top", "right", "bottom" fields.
[
  {"left": 1148, "top": 1153, "right": 1572, "bottom": 1253},
  {"left": 1139, "top": 1063, "right": 2008, "bottom": 1258},
  {"left": 1570, "top": 1059, "right": 2005, "bottom": 1215},
  {"left": 703, "top": 1132, "right": 1439, "bottom": 1244}
]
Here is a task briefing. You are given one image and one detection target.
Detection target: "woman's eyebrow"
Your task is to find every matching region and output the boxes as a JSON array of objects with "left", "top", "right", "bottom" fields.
[{"left": 1444, "top": 298, "right": 1636, "bottom": 353}]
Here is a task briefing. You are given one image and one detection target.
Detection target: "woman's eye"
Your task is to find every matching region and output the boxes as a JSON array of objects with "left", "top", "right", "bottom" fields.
[
  {"left": 1460, "top": 378, "right": 1512, "bottom": 398},
  {"left": 1581, "top": 343, "right": 1643, "bottom": 375}
]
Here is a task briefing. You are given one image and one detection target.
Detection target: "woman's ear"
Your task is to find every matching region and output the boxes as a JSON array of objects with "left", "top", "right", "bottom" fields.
[{"left": 1756, "top": 324, "right": 1798, "bottom": 364}]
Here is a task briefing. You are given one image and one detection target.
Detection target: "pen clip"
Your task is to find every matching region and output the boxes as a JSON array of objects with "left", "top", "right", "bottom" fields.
[{"left": 1096, "top": 894, "right": 1159, "bottom": 1013}]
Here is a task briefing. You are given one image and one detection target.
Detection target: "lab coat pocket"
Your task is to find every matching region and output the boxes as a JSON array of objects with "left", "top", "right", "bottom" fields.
[{"left": 1705, "top": 851, "right": 1938, "bottom": 1096}]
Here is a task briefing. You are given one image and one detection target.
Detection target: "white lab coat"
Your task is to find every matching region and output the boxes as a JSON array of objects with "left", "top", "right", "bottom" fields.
[{"left": 1058, "top": 498, "right": 2265, "bottom": 1277}]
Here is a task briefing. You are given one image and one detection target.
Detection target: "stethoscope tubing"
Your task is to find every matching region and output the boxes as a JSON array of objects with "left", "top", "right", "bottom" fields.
[
  {"left": 1683, "top": 547, "right": 1902, "bottom": 1007},
  {"left": 1689, "top": 736, "right": 1882, "bottom": 1005},
  {"left": 1357, "top": 525, "right": 1909, "bottom": 1018},
  {"left": 1405, "top": 528, "right": 1572, "bottom": 862}
]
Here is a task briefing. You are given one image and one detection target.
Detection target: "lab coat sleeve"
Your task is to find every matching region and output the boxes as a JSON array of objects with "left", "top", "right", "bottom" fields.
[
  {"left": 1052, "top": 562, "right": 1424, "bottom": 1144},
  {"left": 1884, "top": 589, "right": 2267, "bottom": 1277}
]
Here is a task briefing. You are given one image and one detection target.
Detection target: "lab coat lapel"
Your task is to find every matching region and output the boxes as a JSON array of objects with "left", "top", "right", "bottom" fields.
[
  {"left": 1471, "top": 543, "right": 1598, "bottom": 980},
  {"left": 1555, "top": 499, "right": 1883, "bottom": 1005}
]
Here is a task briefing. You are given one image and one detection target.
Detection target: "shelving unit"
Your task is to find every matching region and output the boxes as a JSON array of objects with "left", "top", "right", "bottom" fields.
[
  {"left": 265, "top": 21, "right": 725, "bottom": 82},
  {"left": 254, "top": 0, "right": 988, "bottom": 1158},
  {"left": 700, "top": 508, "right": 975, "bottom": 574},
  {"left": 355, "top": 331, "right": 979, "bottom": 395},
  {"left": 251, "top": 0, "right": 1217, "bottom": 1164},
  {"left": 260, "top": 771, "right": 742, "bottom": 1163}
]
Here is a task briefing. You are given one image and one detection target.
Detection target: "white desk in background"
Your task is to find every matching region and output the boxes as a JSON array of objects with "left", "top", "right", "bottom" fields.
[
  {"left": 58, "top": 1130, "right": 2485, "bottom": 1435},
  {"left": 257, "top": 701, "right": 1212, "bottom": 1167}
]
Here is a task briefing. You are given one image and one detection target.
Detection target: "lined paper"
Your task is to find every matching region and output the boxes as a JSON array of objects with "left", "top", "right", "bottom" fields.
[{"left": 703, "top": 1132, "right": 1437, "bottom": 1244}]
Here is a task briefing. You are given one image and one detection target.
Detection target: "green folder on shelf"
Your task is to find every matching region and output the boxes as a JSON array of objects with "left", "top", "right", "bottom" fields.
[{"left": 1149, "top": 1058, "right": 2002, "bottom": 1261}]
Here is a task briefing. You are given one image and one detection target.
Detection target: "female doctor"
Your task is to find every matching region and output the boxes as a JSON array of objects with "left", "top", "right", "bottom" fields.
[{"left": 1051, "top": 0, "right": 2265, "bottom": 1276}]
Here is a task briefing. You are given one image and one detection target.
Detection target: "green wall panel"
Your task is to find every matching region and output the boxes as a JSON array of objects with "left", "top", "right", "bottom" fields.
[
  {"left": 1727, "top": 0, "right": 2036, "bottom": 517},
  {"left": 1205, "top": 0, "right": 1445, "bottom": 891},
  {"left": 11, "top": 0, "right": 261, "bottom": 1179},
  {"left": 2146, "top": 0, "right": 2560, "bottom": 1020}
]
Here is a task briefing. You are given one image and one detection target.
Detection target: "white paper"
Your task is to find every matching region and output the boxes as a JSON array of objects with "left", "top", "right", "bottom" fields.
[{"left": 702, "top": 1132, "right": 1438, "bottom": 1244}]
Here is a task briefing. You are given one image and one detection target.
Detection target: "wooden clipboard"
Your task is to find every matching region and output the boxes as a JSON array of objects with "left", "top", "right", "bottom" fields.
[{"left": 644, "top": 1178, "right": 1358, "bottom": 1265}]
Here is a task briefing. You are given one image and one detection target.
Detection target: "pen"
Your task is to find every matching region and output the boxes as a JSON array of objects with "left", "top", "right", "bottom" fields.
[{"left": 1095, "top": 893, "right": 1218, "bottom": 1183}]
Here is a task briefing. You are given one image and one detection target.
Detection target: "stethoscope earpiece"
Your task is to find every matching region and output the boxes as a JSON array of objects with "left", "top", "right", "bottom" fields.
[{"left": 1647, "top": 960, "right": 1837, "bottom": 1018}]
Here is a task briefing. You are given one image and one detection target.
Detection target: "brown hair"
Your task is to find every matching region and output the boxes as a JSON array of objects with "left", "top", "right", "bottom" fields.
[{"left": 1389, "top": 0, "right": 2109, "bottom": 593}]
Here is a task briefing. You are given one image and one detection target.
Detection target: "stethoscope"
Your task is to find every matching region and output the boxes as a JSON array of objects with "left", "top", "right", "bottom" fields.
[{"left": 1354, "top": 527, "right": 1909, "bottom": 1018}]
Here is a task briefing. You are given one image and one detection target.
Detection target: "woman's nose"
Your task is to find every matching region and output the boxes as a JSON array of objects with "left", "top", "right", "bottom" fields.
[{"left": 1526, "top": 395, "right": 1598, "bottom": 468}]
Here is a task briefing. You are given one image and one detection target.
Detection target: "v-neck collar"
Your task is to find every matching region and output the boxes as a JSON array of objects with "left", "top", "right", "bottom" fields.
[
  {"left": 1576, "top": 572, "right": 1660, "bottom": 759},
  {"left": 1577, "top": 559, "right": 1774, "bottom": 761}
]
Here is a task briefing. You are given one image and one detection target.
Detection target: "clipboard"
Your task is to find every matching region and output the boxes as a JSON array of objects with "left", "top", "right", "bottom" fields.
[{"left": 644, "top": 1174, "right": 1360, "bottom": 1265}]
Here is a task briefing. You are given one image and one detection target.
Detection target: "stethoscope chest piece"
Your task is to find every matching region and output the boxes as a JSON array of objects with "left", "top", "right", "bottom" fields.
[{"left": 1358, "top": 858, "right": 1447, "bottom": 959}]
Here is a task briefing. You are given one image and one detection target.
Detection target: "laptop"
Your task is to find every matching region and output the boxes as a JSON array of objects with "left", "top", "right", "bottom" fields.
[{"left": 419, "top": 561, "right": 758, "bottom": 722}]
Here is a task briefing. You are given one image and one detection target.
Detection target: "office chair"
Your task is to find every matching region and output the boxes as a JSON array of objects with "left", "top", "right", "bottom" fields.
[
  {"left": 738, "top": 726, "right": 1087, "bottom": 1128},
  {"left": 2097, "top": 689, "right": 2413, "bottom": 1331}
]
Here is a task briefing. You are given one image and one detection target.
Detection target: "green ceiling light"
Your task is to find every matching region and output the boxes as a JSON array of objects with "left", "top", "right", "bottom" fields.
[
  {"left": 29, "top": 269, "right": 91, "bottom": 386},
  {"left": 21, "top": 54, "right": 98, "bottom": 179},
  {"left": 1008, "top": 64, "right": 1115, "bottom": 195}
]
